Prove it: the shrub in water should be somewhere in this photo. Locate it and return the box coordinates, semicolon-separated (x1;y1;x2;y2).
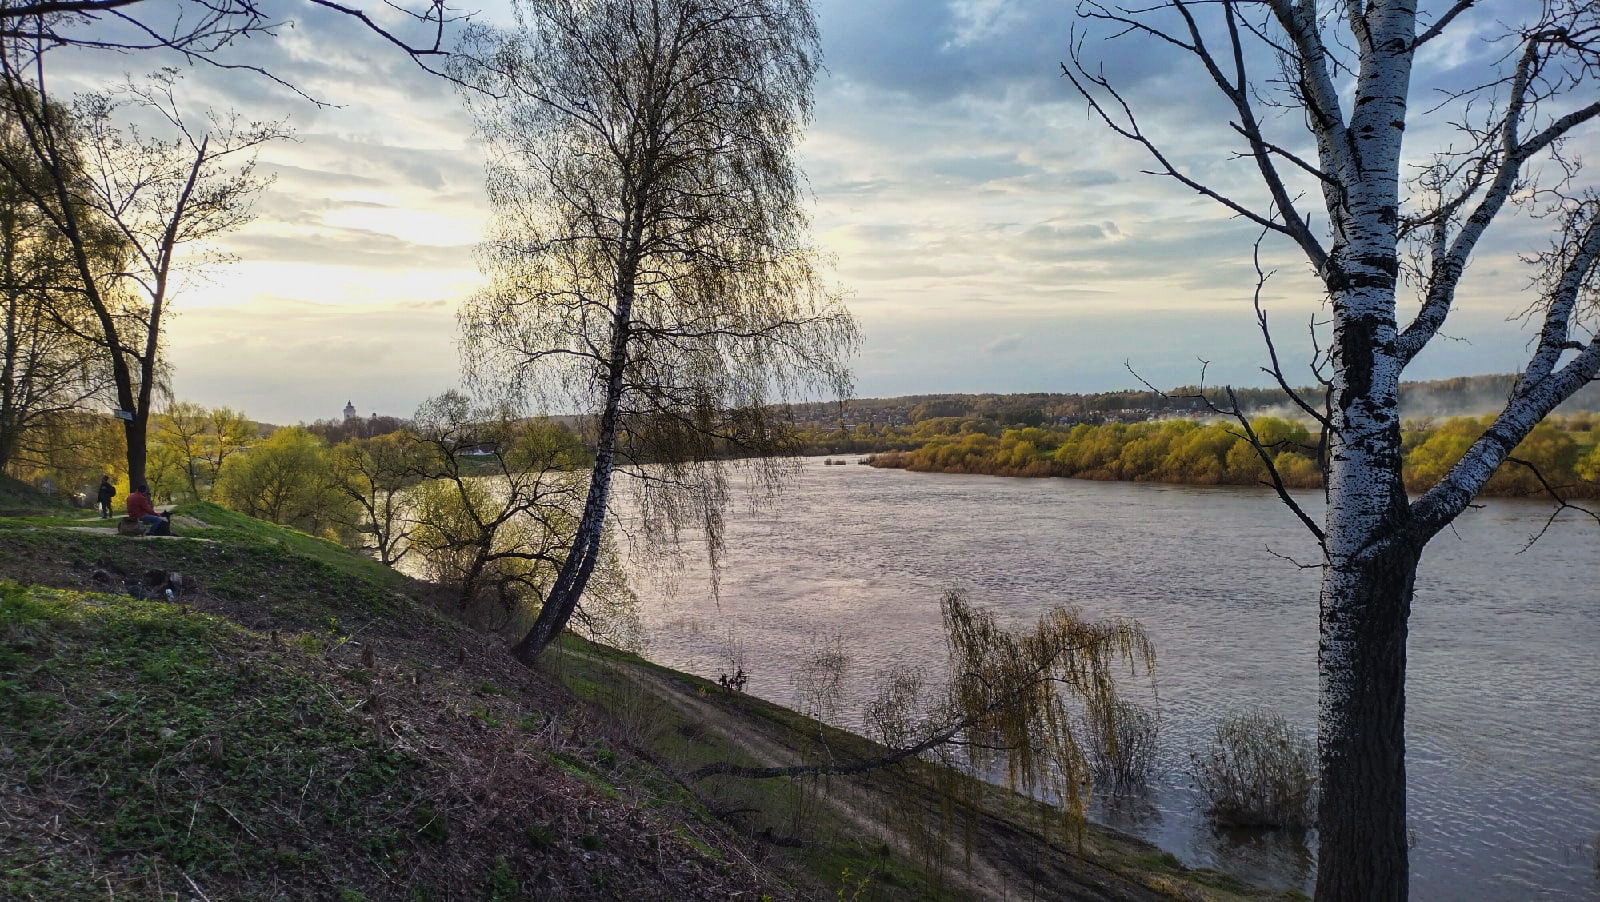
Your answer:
1189;708;1316;829
1086;700;1161;793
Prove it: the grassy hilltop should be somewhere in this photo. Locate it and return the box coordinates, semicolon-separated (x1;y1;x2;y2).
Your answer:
0;494;1300;900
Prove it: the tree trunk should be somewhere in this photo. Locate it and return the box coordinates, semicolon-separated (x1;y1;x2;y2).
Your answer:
512;228;640;663
1315;541;1416;901
1314;410;1414;902
511;426;616;662
124;414;148;491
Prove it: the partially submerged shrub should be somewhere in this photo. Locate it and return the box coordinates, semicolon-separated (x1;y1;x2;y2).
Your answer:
1190;708;1316;829
1087;700;1161;793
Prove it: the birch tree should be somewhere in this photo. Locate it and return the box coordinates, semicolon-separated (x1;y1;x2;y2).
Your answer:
455;0;857;662
1067;2;1600;898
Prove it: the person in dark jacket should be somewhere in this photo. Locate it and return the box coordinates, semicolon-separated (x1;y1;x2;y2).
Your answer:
96;476;115;519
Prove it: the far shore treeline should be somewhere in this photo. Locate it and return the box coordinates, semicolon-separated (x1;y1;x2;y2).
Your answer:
851;415;1600;499
9;375;1597;529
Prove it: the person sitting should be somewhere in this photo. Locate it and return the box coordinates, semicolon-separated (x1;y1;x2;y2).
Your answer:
126;484;169;536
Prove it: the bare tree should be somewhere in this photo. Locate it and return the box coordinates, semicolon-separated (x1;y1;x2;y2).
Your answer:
0;0;461;97
0;55;285;488
1066;1;1600;898
455;0;857;662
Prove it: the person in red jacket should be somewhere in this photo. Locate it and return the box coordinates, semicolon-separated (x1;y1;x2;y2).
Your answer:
126;484;168;535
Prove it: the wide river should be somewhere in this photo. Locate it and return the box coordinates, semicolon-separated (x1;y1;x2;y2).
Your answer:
625;457;1599;899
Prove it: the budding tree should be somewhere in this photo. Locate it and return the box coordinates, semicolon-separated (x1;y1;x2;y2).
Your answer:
0;58;285;488
1066;1;1600;898
0;96;114;475
455;0;857;661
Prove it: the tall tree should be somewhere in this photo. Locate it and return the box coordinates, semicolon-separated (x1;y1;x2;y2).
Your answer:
1066;1;1600;898
455;0;857;661
0;95;114;475
0;57;284;488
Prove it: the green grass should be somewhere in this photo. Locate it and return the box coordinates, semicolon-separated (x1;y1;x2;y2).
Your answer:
543;642;951;899
0;502;1292;900
0;582;424;900
170;502;413;592
0;502;419;634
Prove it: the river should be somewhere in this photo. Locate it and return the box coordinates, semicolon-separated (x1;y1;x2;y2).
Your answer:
625;457;1600;899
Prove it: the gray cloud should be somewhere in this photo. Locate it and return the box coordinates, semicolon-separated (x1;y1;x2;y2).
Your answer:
221;230;474;269
40;0;1596;421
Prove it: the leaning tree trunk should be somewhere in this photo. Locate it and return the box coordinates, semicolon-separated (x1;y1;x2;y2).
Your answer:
510;402;619;662
510;277;634;663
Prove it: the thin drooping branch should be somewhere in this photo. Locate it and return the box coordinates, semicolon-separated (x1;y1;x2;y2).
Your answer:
0;0;468;98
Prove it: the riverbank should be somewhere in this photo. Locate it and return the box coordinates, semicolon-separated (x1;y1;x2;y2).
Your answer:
628;459;1600;898
858;415;1599;499
0;501;1294;900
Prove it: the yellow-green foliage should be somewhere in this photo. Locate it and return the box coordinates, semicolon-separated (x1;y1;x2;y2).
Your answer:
940;590;1154;848
872;414;1599;498
4;411;126;498
213;427;358;541
878;416;1316;487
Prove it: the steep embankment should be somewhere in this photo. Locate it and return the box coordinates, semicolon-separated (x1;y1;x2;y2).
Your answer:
0;504;1299;900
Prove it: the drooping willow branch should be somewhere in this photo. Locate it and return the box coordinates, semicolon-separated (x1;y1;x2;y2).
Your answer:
687;589;1155;838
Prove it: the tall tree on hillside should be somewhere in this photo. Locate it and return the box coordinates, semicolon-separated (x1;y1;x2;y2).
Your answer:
0;96;115;475
455;0;857;661
0;56;284;488
1067;1;1600;898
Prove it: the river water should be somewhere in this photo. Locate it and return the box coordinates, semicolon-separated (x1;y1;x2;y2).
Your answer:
626;457;1599;899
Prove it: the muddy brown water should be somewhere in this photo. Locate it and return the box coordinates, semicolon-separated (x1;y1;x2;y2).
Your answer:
626;457;1600;899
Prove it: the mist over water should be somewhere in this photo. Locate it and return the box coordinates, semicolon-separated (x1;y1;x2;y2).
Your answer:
627;457;1600;899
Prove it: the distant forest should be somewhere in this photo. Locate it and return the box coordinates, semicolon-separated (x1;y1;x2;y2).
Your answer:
787;373;1600;427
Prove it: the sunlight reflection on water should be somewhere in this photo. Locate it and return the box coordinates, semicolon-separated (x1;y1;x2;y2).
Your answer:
627;457;1600;899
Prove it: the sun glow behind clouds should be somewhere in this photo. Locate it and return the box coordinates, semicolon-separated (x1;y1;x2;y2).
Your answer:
45;0;1597;423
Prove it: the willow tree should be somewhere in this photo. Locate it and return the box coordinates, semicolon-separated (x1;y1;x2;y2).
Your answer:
455;0;857;662
691;590;1155;853
1067;1;1600;898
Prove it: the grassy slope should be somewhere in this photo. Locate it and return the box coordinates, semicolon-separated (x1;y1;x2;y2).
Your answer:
0;506;1301;900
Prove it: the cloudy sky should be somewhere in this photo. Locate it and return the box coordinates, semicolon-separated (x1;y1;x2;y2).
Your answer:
47;0;1598;424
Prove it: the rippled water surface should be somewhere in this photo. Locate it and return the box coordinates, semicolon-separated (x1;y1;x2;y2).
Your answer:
627;459;1599;899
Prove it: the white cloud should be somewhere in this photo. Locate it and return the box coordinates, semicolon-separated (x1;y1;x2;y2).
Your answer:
37;0;1600;420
